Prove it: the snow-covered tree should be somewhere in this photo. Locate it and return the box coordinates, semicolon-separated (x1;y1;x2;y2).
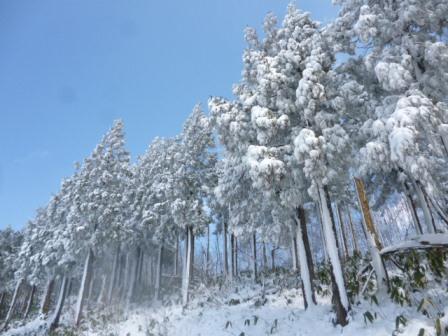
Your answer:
332;0;448;235
172;105;215;305
68;120;131;325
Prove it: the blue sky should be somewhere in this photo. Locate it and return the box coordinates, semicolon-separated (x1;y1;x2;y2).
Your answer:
0;1;338;230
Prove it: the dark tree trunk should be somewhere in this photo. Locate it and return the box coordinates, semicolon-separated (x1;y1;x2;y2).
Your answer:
404;183;423;234
154;244;164;301
252;233;258;283
262;242;268;271
234;236;238;276
41;277;55;316
271;248;276;270
189;228;195;283
223;222;228;277
296;205;317;309
205;226;210;277
0;292;6;319
174;235;179;276
24;285;36;319
230;233;235;279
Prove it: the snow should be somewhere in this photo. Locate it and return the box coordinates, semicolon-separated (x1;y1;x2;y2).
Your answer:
295;215;315;307
3;319;48;336
82;278;445;336
381;233;448;255
317;183;350;312
374;61;412;92
75;250;92;325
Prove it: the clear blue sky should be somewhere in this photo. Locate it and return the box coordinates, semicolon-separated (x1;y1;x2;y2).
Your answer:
0;1;338;230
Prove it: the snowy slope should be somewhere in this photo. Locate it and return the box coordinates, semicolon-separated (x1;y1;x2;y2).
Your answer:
84;281;447;336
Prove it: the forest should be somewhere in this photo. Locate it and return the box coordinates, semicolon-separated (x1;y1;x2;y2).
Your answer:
1;0;448;335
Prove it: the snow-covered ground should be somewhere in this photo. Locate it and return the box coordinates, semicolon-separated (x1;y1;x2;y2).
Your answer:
3;273;447;336
83;280;447;336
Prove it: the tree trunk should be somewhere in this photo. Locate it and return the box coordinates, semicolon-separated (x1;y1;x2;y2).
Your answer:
97;275;107;305
291;233;299;272
190;229;195;282
182;226;193;306
205;226;210;277
230;233;235;280
154;244;164;302
126;247;141;306
296;205;317;309
24;285;36;319
121;252;131;301
2;277;24;330
234;236;238;276
425;192;448;227
0;292;5;319
148;255;154;288
87;267;96;303
404;183;423;234
174;235;179;276
75;248;94;326
336;204;350;259
316;202;329;263
223;222;228;277
412;180;436;233
354;178;388;294
317;183;349;326
252;232;258;283
262;242;268;271
40;277;55;316
107;247;120;304
19;284;29;317
271;248;276;270
136;248;144;290
49;276;69;331
346;207;360;254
